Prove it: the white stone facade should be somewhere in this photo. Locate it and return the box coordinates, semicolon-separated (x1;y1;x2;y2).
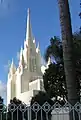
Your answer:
7;8;44;106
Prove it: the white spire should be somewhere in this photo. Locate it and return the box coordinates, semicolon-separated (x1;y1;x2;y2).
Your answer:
26;8;33;46
10;58;16;74
37;42;40;50
33;37;36;49
36;42;40;53
20;46;23;59
33;37;35;43
19;46;25;67
11;58;14;67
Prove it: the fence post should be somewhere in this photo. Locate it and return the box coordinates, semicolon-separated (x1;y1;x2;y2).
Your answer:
28;106;30;120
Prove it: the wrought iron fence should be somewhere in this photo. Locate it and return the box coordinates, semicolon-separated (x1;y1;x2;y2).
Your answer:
0;101;81;120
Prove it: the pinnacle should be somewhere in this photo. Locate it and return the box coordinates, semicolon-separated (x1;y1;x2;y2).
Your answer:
28;8;30;14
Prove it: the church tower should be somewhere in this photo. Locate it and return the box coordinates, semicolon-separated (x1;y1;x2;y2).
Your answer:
23;8;41;73
7;8;43;105
26;8;36;72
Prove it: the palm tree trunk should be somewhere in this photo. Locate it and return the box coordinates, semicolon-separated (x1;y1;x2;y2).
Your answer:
57;0;79;105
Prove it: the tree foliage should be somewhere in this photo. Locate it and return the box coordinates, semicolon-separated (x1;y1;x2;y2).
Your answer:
44;36;63;63
0;96;4;111
30;91;66;120
79;0;81;32
7;97;27;120
0;96;7;120
43;63;67;101
31;91;54;106
30;91;54;120
44;33;81;100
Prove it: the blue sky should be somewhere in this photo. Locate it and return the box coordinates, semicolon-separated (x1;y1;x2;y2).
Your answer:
0;0;80;104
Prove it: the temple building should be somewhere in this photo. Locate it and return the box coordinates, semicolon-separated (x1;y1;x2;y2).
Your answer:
7;8;51;106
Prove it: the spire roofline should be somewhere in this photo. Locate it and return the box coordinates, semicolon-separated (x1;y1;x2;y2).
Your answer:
26;8;33;46
28;8;30;14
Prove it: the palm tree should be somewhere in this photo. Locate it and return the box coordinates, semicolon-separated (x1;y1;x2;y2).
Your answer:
57;0;79;105
44;1;79;105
